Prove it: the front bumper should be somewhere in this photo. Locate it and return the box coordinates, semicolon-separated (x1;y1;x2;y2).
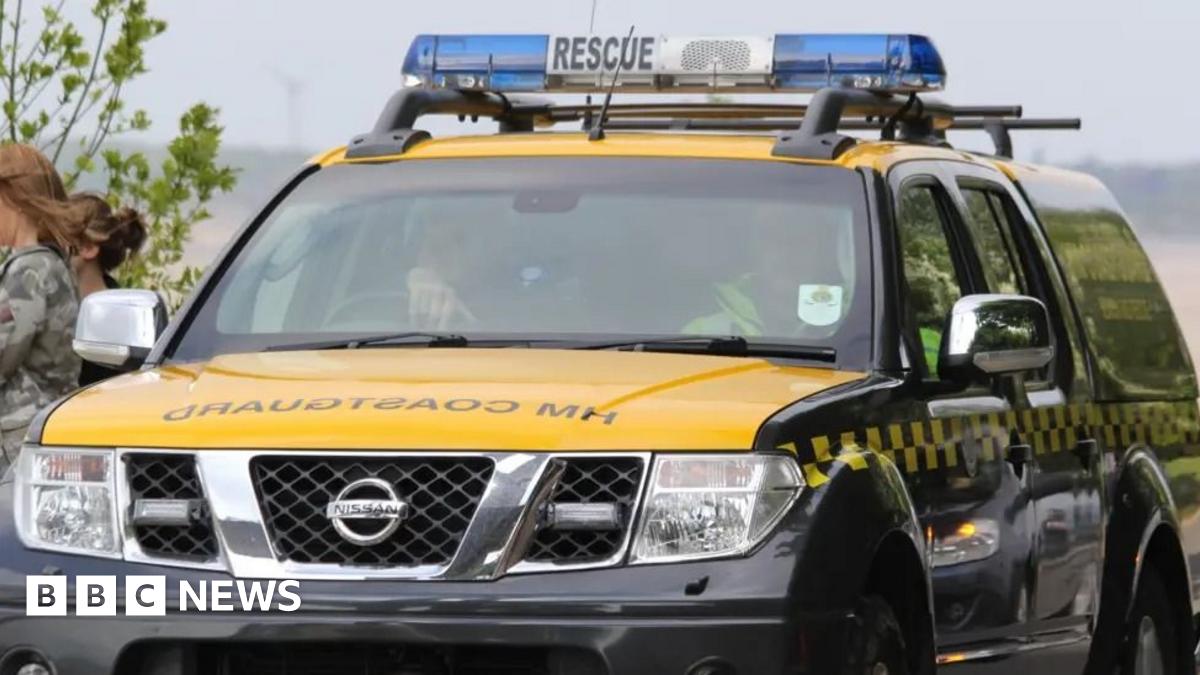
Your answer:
0;489;851;675
0;554;849;675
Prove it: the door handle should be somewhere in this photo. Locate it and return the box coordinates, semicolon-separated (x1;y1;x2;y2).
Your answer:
1006;443;1033;479
1073;439;1099;471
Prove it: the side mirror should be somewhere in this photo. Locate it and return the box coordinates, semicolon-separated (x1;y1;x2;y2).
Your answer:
938;294;1054;381
73;289;168;369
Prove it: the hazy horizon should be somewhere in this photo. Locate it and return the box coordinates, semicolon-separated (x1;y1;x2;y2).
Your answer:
56;1;1200;165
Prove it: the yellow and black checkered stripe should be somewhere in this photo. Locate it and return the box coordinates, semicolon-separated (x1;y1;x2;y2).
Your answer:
783;401;1200;488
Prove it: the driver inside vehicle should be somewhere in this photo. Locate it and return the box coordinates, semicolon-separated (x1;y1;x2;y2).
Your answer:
399;199;856;338
396;200;854;336
398;193;606;333
405;218;480;330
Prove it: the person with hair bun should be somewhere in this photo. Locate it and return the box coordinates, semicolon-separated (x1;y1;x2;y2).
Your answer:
0;144;87;471
70;193;147;386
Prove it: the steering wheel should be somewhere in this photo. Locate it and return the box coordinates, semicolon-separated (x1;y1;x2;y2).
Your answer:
321;290;411;331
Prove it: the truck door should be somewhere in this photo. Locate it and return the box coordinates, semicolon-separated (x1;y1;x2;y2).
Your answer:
943;163;1103;653
889;162;1037;653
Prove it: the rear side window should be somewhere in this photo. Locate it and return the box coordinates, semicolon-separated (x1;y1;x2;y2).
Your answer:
1014;167;1196;400
960;187;1025;295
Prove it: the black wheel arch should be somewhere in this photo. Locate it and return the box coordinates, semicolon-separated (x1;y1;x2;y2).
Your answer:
756;374;936;673
1086;445;1195;675
783;447;936;675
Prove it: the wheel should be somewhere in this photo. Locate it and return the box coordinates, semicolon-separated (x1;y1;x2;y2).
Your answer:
843;595;908;675
1120;568;1177;675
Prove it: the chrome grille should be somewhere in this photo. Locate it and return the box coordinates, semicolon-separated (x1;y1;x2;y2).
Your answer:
126;454;219;561
526;457;644;562
252;457;494;566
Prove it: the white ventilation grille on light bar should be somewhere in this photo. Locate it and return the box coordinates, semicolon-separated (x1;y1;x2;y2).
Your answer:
656;35;773;89
679;39;754;72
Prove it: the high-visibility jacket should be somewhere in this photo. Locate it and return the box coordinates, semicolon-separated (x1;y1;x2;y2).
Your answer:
682;276;764;336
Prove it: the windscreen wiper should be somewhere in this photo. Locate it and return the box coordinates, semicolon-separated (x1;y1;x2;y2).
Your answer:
264;332;470;352
570;335;836;362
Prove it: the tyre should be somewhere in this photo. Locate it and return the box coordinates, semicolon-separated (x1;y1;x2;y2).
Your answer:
1120;568;1178;675
843;595;908;675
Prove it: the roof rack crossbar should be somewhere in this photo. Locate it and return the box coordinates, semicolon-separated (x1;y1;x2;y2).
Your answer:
769;88;1076;160
769;88;967;159
602;116;1076;132
604;115;1075;130
605;115;1079;157
538;102;1023;125
601;118;910;131
974;117;1081;158
344;86;1077;161
952;105;1025;118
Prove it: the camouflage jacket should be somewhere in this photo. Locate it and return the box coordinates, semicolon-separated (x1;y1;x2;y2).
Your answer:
0;246;80;447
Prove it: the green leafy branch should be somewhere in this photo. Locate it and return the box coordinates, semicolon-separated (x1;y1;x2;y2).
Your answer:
0;0;236;307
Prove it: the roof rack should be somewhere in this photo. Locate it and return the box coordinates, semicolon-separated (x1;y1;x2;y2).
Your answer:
345;86;1079;160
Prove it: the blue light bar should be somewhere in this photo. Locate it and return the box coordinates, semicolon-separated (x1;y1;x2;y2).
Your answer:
773;34;945;91
401;33;946;94
403;35;550;92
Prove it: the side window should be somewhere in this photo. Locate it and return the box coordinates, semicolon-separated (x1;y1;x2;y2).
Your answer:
961;184;1062;387
896;184;965;376
960;187;1026;294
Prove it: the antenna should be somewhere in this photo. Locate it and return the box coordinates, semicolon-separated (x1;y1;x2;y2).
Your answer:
583;0;600;125
588;25;635;142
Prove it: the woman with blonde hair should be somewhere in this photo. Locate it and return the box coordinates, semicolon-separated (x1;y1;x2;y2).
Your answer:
0;144;85;472
70;192;147;385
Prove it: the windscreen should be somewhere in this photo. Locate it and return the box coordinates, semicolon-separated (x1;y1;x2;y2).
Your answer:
171;157;872;366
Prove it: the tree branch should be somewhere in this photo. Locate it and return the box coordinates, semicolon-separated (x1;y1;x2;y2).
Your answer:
7;0;22;142
59;79;121;186
85;80;119;156
51;8;106;163
12;0;64;110
46;76;108;142
16;65;58;122
0;1;8;78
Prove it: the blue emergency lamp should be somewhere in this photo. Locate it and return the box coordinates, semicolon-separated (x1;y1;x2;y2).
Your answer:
401;33;945;94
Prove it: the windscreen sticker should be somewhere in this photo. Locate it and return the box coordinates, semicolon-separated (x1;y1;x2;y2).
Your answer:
162;397;618;425
797;284;843;327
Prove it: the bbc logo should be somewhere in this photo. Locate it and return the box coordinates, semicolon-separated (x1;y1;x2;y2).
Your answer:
26;576;302;615
27;575;166;616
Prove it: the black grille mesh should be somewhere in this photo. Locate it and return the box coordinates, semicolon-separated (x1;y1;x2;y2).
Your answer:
252;457;494;566
527;457;644;562
126;454;219;560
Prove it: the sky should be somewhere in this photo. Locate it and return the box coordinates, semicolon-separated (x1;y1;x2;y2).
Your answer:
66;0;1200;164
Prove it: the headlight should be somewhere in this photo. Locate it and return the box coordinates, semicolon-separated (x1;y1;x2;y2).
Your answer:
931;519;999;568
14;447;121;557
631;454;803;563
